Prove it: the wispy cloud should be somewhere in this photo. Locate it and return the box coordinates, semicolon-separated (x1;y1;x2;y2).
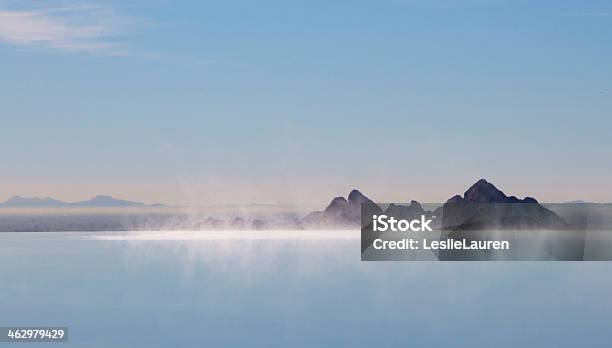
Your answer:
0;1;140;55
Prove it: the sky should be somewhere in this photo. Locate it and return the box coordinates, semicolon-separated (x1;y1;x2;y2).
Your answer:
1;0;611;206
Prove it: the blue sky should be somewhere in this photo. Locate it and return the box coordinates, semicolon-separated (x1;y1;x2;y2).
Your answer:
1;0;611;205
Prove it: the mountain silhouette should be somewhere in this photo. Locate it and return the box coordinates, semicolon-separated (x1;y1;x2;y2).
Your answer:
439;179;584;261
304;190;437;229
442;179;570;231
71;195;146;207
0;195;151;208
0;196;70;208
304;189;380;227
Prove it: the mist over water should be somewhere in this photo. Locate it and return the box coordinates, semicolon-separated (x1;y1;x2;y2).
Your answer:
1;231;611;347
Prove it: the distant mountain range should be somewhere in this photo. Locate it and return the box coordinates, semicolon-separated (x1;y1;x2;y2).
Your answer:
0;180;607;231
1;179;610;233
0;195;164;208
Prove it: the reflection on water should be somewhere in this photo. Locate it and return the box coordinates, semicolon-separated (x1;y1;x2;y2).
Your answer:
1;231;611;347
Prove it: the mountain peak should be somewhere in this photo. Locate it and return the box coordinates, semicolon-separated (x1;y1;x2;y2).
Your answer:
463;179;508;203
305;189;377;228
5;195;23;203
443;180;571;231
347;189;374;206
325;196;349;212
410;200;423;210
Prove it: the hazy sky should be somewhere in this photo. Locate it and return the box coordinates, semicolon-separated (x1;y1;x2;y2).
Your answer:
1;0;611;205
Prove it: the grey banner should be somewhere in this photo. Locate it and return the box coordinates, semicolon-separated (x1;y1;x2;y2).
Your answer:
361;202;612;261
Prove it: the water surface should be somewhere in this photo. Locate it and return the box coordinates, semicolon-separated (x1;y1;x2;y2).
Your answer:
1;231;610;347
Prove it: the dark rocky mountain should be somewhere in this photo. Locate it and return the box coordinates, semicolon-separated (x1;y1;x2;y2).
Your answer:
303;190;438;229
442;179;571;231
438;179;584;261
384;200;435;222
303;189;380;228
